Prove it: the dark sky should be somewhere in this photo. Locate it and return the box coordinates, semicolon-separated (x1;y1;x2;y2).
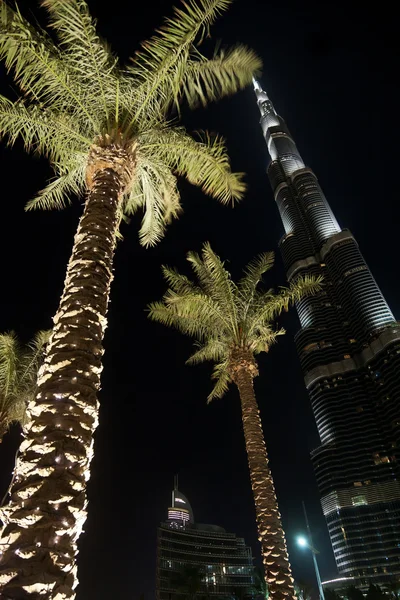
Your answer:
0;0;399;598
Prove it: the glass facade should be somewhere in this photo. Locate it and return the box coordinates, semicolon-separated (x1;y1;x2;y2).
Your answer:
254;80;400;587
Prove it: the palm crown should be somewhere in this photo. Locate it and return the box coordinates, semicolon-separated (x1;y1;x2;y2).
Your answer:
149;243;323;400
0;0;261;245
0;331;50;439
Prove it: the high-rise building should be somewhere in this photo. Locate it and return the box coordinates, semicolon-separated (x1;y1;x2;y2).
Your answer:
156;481;255;599
253;79;400;588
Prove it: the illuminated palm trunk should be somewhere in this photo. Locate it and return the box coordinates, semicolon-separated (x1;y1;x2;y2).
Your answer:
231;351;296;600
0;143;134;599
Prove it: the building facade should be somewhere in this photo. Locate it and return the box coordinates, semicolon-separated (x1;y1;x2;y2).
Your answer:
253;79;400;587
156;483;255;599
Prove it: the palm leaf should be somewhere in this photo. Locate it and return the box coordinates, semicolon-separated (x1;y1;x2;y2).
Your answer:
0;96;88;163
248;274;323;336
148;300;217;340
128;0;233;120
25;157;87;211
0;3;97;129
140;127;245;204
186;338;227;365
19;330;51;392
208;359;231;402
127;157;182;246
182;45;262;109
0;332;21;398
200;242;239;336
41;0;118;122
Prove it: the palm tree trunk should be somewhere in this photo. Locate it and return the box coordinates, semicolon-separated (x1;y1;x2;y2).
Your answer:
234;365;296;600
0;144;134;599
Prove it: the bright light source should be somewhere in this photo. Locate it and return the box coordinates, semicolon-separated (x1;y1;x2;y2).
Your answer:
297;535;308;548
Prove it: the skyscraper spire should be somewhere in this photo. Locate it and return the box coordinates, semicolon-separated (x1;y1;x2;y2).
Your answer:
254;78;400;589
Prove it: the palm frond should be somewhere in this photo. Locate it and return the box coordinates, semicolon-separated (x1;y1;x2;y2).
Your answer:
128;0;233;120
239;252;275;296
127;157;182;246
186;338;227;366
208;359;231;402
0;330;49;438
161;266;201;296
25;157;87;211
0;96;89;163
250;326;285;354
248;274;323;336
140;127;245;204
0;332;21;398
148;300;218;340
182;45;262;109
20;330;51;391
0;3;97;130
41;0;118;121
239;252;275;322
199;242;239;337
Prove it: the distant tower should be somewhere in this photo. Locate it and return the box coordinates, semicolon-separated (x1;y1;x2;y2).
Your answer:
253;78;400;588
156;483;255;600
167;476;194;527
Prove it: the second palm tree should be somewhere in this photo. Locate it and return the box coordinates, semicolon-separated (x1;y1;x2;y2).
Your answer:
149;243;322;600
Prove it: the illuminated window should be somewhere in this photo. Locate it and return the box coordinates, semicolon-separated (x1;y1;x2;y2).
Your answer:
344;354;351;359
349;338;356;343
353;482;363;487
352;495;367;506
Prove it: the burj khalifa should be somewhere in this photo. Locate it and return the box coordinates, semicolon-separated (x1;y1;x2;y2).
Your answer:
254;78;400;588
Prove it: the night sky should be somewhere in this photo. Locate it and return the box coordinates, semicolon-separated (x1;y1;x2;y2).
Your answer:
0;0;399;598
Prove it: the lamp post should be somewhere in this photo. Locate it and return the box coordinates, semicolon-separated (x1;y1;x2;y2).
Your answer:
297;502;325;600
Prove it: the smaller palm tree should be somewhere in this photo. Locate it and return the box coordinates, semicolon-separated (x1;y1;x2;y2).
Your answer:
0;331;50;442
148;243;322;600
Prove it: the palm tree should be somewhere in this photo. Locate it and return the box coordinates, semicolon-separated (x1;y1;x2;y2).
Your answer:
0;0;260;595
148;243;322;600
0;331;49;443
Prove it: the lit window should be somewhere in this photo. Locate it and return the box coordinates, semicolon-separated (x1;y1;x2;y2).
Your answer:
352;495;367;506
353;482;363;487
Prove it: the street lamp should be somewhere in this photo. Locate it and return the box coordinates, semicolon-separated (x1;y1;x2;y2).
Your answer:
296;502;325;600
297;536;308;548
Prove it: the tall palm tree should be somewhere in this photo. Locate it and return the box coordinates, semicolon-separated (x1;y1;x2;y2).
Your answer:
0;0;260;596
148;243;322;600
0;331;49;443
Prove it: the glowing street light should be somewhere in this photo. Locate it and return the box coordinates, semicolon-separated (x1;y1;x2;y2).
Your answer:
297;502;325;600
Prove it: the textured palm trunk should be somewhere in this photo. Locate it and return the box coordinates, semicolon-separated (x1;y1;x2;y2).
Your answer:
231;349;296;600
0;143;134;599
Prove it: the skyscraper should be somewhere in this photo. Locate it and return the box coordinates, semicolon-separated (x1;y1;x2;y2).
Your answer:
253;79;400;587
156;481;255;599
